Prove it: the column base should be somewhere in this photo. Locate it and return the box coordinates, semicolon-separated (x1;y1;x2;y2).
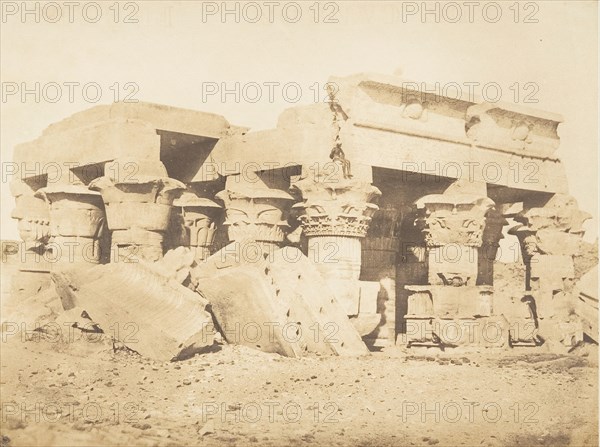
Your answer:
401;315;510;348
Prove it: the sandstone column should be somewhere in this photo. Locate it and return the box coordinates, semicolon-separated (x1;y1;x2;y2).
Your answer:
215;172;294;257
9;179;51;298
173;184;223;263
510;194;591;344
35;184;106;269
414;194;494;287
89;158;185;262
10;179;50;263
290;163;381;319
478;209;507;286
404;193;503;346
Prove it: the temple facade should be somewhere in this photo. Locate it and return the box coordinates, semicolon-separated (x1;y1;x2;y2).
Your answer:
9;73;592;349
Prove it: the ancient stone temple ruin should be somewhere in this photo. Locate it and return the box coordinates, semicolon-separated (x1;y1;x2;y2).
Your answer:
9;73;596;357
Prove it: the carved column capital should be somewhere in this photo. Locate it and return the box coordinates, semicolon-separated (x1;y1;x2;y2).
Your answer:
510;194;591;257
173;187;222;261
89;164;185;262
513;194;591;233
290;172;381;238
10;179;50;245
35;184;106;266
215;188;293;245
414;194;494;248
290;164;381;317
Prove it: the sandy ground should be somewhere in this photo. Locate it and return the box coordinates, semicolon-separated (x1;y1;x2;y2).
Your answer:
0;331;597;447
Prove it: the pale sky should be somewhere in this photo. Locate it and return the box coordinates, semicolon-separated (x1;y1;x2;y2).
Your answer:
1;1;598;242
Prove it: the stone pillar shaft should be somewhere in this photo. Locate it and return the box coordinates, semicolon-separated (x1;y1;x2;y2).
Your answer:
511;194;591;321
291;163;381;317
404;193;503;347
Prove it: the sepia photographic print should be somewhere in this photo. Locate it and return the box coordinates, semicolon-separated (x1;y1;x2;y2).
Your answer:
0;1;598;446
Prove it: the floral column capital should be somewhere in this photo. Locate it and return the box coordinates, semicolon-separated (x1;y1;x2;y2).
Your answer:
414;194;495;248
290;172;381;238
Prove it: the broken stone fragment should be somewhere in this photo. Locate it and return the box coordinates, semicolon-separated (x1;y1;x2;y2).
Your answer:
194;244;369;357
1;286;62;333
51;262;215;361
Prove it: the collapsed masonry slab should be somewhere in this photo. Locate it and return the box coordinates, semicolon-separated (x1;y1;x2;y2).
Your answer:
194;243;369;357
52;262;215;361
574;269;598;343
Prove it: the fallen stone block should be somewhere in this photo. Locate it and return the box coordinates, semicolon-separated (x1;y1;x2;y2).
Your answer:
147;246;196;285
350;314;382;338
574;268;598;343
195;266;298;357
51;262;215;361
7;271;52;310
195;245;369;357
193;239;272;278
1;286;62;333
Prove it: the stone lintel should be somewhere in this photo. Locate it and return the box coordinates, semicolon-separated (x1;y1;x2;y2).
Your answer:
42;102;243;141
340;125;568;194
330;72;562;156
14;102;243;183
211;124;336;177
14;119;161;180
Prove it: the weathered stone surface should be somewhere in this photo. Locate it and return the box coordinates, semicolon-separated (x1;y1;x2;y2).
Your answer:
10;180;50;245
7;77;595;357
173;184;222;262
90;171;185;262
290;164;381;326
414;194;494;248
195;245;369;357
331;73;568;193
211;73;569;194
291;167;381;238
52;262;214;361
35;185;107;267
9;270;52;303
216;173;294;245
574;268;598;342
1;286;61;330
13;102;244;183
403;315;510;348
403;190;501;347
515;194;591;234
464;102;562;155
148;246;196;285
510;194;592;325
